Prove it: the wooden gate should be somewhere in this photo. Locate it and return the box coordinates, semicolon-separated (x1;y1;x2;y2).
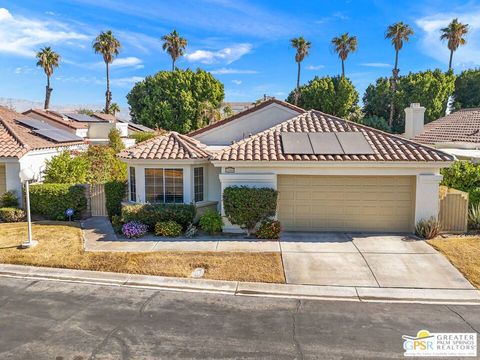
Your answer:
439;186;468;233
90;184;108;217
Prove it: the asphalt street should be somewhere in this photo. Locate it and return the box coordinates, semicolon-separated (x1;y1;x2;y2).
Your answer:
0;276;478;359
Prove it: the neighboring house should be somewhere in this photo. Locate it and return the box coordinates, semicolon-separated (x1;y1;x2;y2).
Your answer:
189;98;305;146
0;106;85;205
406;105;480;163
23;109;136;147
119;107;453;233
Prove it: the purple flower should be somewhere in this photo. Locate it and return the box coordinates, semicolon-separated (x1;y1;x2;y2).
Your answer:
122;221;148;238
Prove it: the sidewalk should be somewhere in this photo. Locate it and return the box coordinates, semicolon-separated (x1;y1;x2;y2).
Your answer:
1;263;479;305
82;217;280;252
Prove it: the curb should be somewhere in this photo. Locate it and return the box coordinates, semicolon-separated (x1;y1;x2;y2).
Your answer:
0;264;479;305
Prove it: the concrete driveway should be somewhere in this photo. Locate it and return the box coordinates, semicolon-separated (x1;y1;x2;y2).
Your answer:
280;232;474;289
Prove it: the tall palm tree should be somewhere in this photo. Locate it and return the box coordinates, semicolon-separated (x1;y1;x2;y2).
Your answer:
162;30;187;71
385;22;414;126
109;102;120;121
331;33;358;78
290;36;311;106
440;18;469;70
93;30;121;113
36;47;60;109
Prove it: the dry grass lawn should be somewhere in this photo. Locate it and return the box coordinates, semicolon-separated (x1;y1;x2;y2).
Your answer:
428;237;480;288
0;222;285;283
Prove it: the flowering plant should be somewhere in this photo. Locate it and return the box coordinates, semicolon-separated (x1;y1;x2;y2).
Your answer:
122;221;148;238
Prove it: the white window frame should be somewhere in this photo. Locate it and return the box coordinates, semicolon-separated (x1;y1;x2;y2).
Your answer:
145;167;184;204
194;166;205;203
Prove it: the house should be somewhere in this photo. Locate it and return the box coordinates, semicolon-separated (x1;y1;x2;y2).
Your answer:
91;112;155;134
119;105;454;233
23;109;136;147
406;105;480;163
0;106;86;205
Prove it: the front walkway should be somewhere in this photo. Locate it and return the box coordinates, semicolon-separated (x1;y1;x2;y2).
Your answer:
82;217;280;253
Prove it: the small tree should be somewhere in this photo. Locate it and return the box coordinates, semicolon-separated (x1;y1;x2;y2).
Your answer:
108;128;125;153
44;151;88;184
223;186;278;236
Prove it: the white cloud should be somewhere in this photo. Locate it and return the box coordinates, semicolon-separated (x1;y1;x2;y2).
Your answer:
185;43;252;64
416;9;480;68
14;66;34;74
210;68;258;75
360;62;391;68
110;76;144;87
111;57;144;69
0;8;88;57
306;65;324;70
231;79;242;85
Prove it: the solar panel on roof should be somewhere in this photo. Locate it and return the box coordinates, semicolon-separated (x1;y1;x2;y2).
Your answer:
309;133;344;155
281;133;313;154
33;129;83;143
336;132;375;155
16;118;57;130
65;113;102;122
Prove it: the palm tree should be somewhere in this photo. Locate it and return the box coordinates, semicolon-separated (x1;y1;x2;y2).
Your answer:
93;30;121;113
290;36;311;106
109;102;120;121
331;33;358;78
36;47;60;109
198;101;221;126
162;30;187;71
385;22;414;126
440;18;469;70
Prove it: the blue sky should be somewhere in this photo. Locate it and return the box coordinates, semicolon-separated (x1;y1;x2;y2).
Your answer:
1;0;479;108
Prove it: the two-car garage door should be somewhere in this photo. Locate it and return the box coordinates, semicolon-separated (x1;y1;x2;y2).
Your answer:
277;175;415;232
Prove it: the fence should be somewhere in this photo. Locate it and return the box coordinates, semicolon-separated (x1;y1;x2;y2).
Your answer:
438;186;469;233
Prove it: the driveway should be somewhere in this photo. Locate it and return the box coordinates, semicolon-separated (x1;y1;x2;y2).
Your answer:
280;232;474;289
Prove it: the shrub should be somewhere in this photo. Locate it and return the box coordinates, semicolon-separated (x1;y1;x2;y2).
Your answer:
122;221;148;238
468;204;480;230
441;161;480;207
130;131;156;143
415;217;442;239
256;220;282;239
108;128;125;153
121;203;195;230
155;221;182;237
184;224;198;238
0;207;26;222
111;214;123;233
104;180;127;219
29;183;87;220
199;210;223;234
0;190;19;208
43;151;89;184
223;186;278;235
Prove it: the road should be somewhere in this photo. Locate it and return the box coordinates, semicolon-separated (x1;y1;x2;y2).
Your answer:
0;277;478;359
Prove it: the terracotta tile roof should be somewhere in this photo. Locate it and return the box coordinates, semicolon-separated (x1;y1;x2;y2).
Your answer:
23;109;89;130
413;108;480;145
0;106;84;158
212;110;454;162
188;98;305;137
118;132;211;160
92;112;115;122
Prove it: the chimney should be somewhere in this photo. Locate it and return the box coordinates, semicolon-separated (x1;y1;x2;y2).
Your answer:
404;103;425;139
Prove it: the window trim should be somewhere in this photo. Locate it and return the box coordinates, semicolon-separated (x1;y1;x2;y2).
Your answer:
145;167;184;204
129;166;136;202
194;166;204;203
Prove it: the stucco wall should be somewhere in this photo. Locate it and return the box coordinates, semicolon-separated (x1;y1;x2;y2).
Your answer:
193;104;300;145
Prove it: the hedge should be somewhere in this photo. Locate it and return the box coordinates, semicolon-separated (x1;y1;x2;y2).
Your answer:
29;183;87;220
0;207;26;222
104;180;127;219
223;186;278;235
121;203;196;230
441;160;480;207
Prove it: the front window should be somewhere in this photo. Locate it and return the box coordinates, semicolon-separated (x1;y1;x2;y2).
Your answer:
145;168;183;204
194;167;204;202
129;167;136;201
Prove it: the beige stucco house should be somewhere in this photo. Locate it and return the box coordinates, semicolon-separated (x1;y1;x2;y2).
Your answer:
118;99;454;233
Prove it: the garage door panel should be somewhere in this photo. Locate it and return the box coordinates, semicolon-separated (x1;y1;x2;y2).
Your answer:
278;175;415;232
